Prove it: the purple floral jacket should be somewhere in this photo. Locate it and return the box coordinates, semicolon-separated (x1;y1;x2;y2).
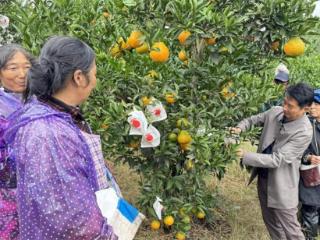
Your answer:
5;98;117;240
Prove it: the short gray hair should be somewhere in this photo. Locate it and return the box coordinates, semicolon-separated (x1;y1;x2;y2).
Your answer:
0;44;33;69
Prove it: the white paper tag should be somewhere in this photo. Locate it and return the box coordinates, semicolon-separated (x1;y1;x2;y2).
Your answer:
127;110;148;135
141;125;161;148
152;196;163;220
146;102;167;123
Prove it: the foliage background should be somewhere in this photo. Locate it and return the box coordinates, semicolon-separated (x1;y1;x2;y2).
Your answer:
1;0;320;237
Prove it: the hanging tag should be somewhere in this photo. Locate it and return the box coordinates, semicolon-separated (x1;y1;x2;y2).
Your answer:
152;196;163;220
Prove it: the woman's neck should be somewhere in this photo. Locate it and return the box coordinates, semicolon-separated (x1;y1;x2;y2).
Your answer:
52;92;79;107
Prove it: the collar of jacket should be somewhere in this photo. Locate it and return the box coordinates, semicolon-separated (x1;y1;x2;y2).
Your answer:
308;116;320;131
283;114;306;131
277;112;307;132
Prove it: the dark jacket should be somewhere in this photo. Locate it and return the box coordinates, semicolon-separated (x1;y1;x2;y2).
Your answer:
299;117;320;206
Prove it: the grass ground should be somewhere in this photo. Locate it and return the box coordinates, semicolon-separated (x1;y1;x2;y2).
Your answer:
112;160;270;239
111;142;272;239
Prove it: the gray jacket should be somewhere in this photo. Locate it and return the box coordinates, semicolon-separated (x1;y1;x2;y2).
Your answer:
237;106;312;209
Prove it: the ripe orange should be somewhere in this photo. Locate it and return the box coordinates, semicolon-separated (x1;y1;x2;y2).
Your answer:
136;42;149;54
118;37;131;50
284;37;305;57
150;220;161;230
141;96;152;106
177;131;192;144
101;123;109;130
220;82;236;100
127;31;144;48
178;50;187;61
196;211;206;219
221;89;236;100
103;12;110;18
178;30;191;45
175;231;186;240
180;143;190;151
205;37;216;45
149;42;170;63
163;215;174;226
165;93;176;104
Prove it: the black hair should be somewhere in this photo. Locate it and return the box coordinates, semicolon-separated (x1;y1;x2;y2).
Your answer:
0;44;34;70
285;82;314;108
25;36;95;100
274;79;288;85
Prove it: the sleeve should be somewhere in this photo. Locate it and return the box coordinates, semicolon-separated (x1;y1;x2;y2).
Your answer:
236;108;270;132
0;116;16;188
242;130;312;168
14;119;118;240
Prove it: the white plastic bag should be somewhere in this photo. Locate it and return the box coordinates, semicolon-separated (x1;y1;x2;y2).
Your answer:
95;188;145;240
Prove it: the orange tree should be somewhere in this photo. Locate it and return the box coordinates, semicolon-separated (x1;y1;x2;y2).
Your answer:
7;0;319;236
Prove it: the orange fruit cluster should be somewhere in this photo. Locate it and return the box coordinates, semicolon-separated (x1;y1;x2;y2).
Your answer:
150;42;170;62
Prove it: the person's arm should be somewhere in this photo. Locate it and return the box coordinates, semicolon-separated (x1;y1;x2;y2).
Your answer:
0;117;11;187
14;119;117;240
235;108;271;133
242;130;312;168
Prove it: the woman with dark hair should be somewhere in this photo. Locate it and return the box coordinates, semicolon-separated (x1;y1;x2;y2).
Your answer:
4;36;119;239
0;44;32;240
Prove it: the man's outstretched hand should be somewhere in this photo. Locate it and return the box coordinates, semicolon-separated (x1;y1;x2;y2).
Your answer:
236;148;245;158
229;127;242;135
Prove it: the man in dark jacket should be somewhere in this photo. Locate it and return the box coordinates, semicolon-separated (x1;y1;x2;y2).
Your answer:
299;89;320;240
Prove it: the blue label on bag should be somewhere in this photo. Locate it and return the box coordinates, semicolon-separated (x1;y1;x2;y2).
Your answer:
117;198;139;223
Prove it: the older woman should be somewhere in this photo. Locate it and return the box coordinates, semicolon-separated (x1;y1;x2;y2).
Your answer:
299;89;320;240
0;44;32;240
5;36;119;239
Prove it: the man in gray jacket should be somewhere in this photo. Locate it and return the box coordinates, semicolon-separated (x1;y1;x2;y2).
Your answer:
231;82;314;240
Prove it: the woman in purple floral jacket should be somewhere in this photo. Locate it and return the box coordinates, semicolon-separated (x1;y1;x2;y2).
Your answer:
5;36;118;240
0;44;33;240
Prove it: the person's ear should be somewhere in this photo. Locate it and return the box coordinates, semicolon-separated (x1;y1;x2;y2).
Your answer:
73;70;87;87
304;106;311;113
